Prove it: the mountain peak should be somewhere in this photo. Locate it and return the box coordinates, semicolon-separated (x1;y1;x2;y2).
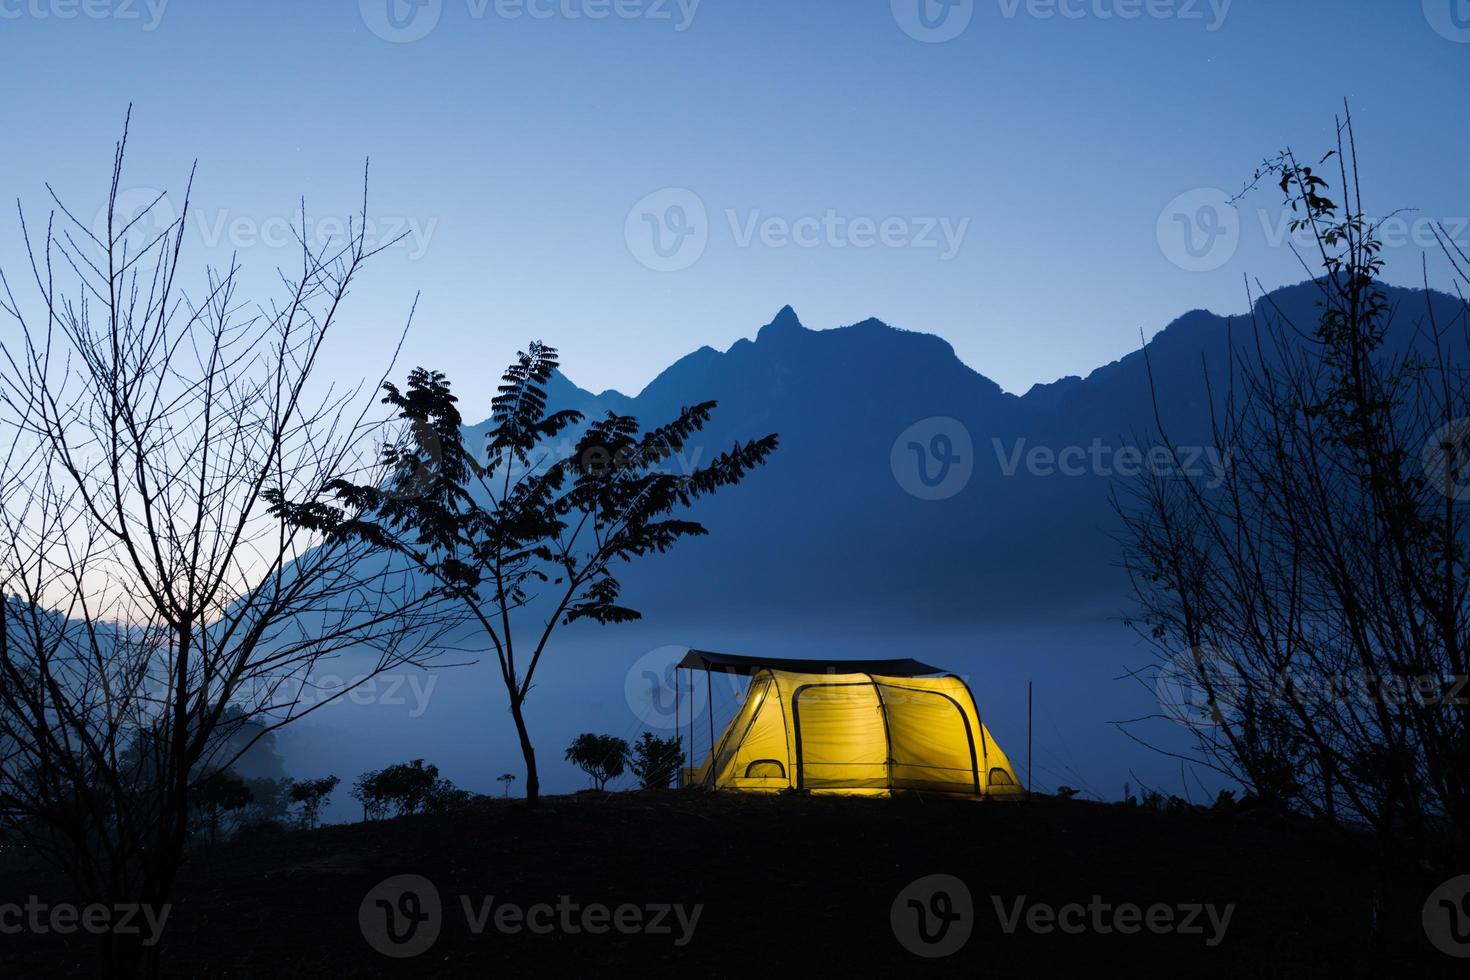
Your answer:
760;305;804;337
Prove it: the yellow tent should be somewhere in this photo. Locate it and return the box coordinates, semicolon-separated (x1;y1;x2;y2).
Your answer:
680;651;1023;799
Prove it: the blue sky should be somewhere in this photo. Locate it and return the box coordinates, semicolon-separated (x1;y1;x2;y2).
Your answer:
1;0;1466;409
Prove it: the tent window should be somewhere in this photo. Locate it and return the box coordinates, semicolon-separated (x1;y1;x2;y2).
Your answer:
988;767;1014;787
744;759;786;779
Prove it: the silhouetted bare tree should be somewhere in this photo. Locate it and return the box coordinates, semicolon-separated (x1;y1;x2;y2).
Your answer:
1120;109;1470;878
0;115;453;975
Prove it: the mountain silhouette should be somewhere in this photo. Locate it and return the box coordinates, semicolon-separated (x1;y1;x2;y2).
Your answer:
463;281;1465;632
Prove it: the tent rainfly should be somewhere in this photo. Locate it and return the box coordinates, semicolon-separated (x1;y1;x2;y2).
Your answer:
679;651;1023;799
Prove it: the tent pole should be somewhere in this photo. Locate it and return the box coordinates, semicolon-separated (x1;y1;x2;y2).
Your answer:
688;668;694;783
675;667;681;789
706;669;714;764
1027;680;1033;800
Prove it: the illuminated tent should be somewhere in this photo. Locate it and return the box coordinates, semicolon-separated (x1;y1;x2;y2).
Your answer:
680;651;1023;798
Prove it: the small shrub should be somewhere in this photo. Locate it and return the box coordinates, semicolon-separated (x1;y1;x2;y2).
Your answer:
242;776;292;825
628;732;683;790
565;734;629;791
289;776;341;829
426;782;473;813
193;770;253;842
352;760;467;820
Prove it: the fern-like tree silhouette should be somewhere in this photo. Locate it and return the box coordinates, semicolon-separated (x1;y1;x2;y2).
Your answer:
273;344;777;803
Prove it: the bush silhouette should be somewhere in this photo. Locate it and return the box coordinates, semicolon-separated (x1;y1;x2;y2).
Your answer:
352;760;468;820
565;734;629;792
289;776;341;829
628;732;684;790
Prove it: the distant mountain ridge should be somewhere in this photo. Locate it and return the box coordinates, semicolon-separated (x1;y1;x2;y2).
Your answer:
461;282;1463;631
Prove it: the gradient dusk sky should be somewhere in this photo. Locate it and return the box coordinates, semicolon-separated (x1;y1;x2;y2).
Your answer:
1;0;1466;410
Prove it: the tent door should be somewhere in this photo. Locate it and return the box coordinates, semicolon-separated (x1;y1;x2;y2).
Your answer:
791;682;889;791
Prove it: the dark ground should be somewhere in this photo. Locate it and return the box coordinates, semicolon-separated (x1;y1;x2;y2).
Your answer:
0;792;1460;978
